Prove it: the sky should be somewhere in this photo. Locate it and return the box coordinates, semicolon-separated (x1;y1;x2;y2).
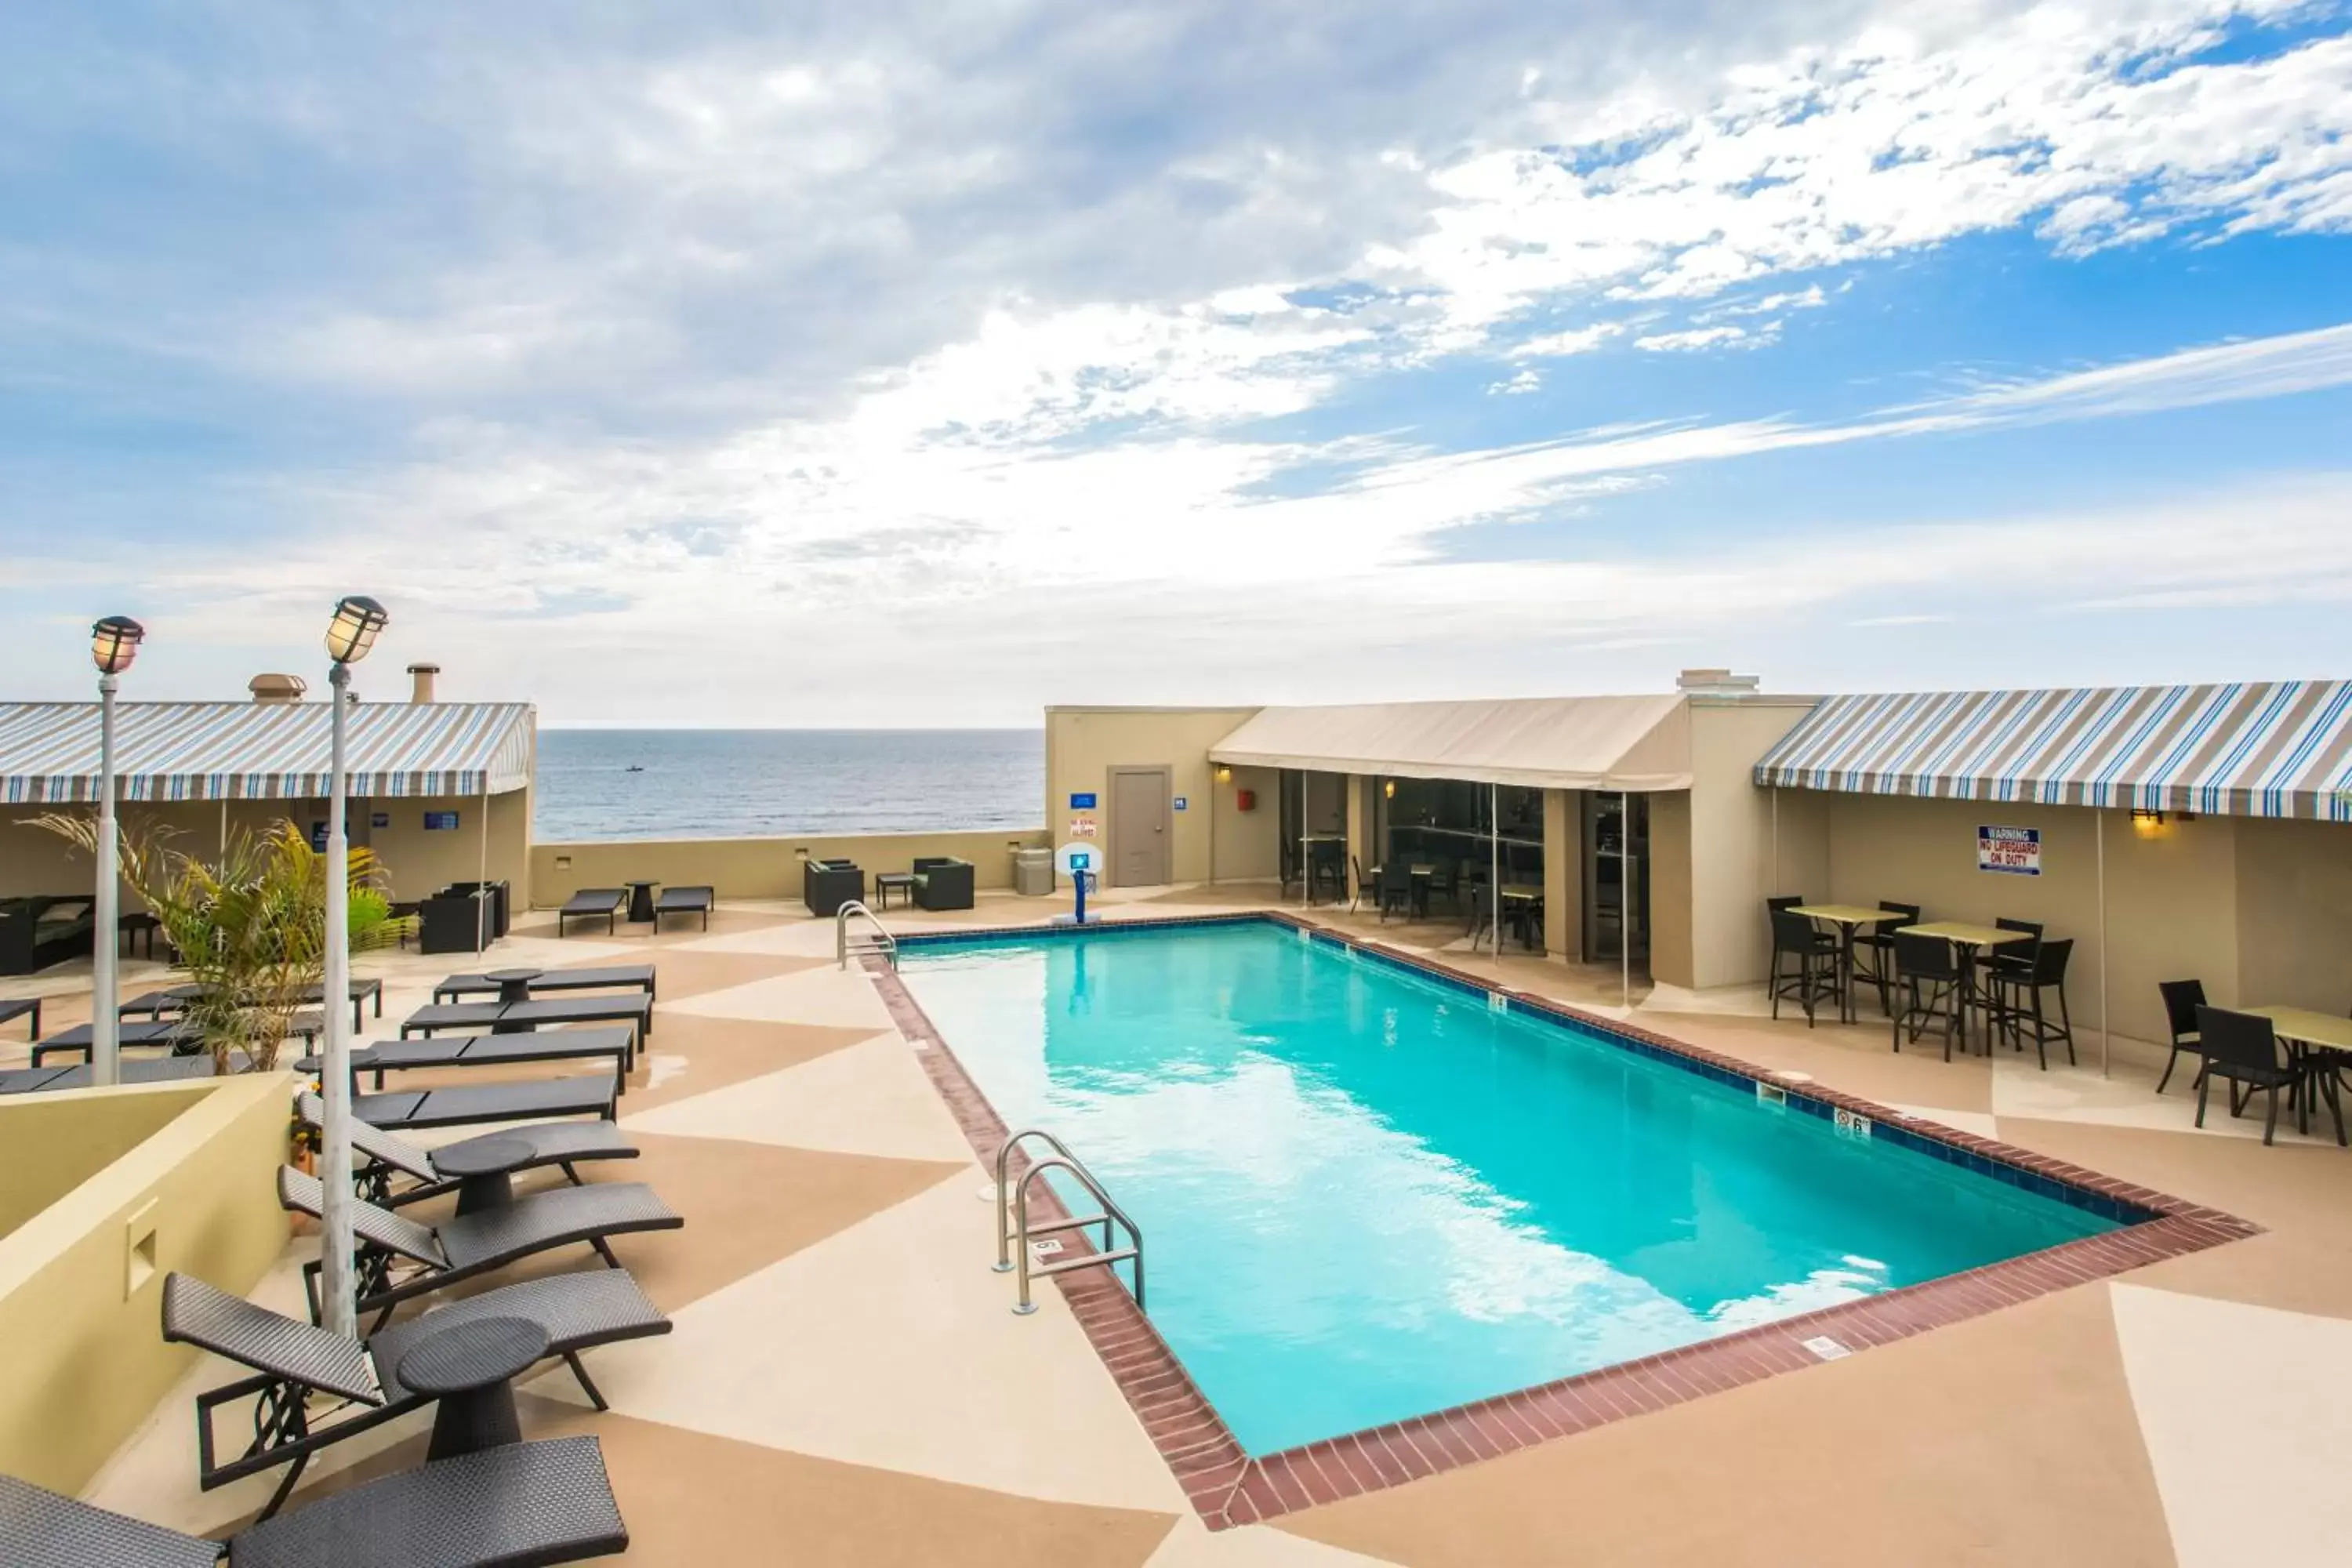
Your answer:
2;0;2350;726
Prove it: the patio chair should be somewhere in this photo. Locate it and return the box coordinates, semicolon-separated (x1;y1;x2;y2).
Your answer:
1890;931;1965;1060
1307;842;1346;904
911;857;975;910
2193;1005;2301;1146
0;1436;627;1567
554;887;626;938
163;1269;669;1518
1768;909;1837;1028
1987;937;2074;1069
1377;860;1414;922
1425;859;1460;915
276;1164;682;1330
1348;855;1380;913
296;1091;637;1205
2155;978;2209;1094
1851;901;1920;1016
802;857;866;917
1988;916;2043;978
655;884;713;930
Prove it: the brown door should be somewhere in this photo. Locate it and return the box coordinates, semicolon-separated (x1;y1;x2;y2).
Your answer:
1109;767;1171;887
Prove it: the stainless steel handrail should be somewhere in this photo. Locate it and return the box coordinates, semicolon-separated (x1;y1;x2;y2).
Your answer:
994;1129;1144;1316
835;900;897;970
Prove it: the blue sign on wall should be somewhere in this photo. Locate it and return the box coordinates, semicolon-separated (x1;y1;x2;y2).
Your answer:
424;811;461;831
1172;796;1188;811
1069;792;1098;808
308;820;328;851
371;811;390;829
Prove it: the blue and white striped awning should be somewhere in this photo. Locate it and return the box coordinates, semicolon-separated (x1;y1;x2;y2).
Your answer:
0;702;535;804
1755;683;2352;822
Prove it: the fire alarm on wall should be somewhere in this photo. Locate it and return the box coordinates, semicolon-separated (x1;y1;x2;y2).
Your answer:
1235;789;1256;811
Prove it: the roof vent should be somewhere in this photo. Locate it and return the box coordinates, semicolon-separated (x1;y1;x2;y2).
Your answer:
407;662;441;704
1677;668;1761;696
249;673;308;704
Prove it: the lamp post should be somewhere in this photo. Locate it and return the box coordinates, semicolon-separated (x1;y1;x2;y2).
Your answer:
88;616;145;1088
316;594;387;1341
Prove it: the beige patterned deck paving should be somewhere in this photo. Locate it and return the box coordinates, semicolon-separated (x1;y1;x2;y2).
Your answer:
660;962;898;1031
621;1030;972;1161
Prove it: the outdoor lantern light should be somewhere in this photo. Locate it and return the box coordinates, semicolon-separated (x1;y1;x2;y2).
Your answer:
2131;808;2168;836
89;615;144;675
1384;779;1396;799
325;595;389;665
1214;765;1232;785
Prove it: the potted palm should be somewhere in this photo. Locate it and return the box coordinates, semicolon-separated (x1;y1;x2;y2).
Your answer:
31;815;413;1075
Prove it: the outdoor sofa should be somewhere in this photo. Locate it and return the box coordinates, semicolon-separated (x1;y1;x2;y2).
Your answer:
0;895;94;975
912;856;975;910
296;1091;637;1207
278;1164;681;1329
162;1269;668;1516
802;856;865;917
655;884;713;930
0;1437;627;1567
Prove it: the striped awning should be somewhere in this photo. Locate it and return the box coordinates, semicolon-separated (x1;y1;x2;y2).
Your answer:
0;702;535;804
1755;683;2352;821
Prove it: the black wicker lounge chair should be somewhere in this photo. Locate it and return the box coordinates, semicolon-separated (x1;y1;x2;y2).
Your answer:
350;1068;624;1133
400;993;652;1042
434;964;656;1004
655;884;713;930
0;1436;627;1567
34;1014;320;1068
278;1164;681;1329
306;1026;639;1094
557;888;627;937
0;996;39;1039
0;1055;218;1095
162;1269;668;1518
296;1091;636;1207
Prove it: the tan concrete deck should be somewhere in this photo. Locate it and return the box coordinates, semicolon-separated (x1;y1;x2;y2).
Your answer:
12;884;2352;1566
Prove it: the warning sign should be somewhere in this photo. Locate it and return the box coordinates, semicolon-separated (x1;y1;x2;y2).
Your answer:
1977;825;2041;877
1069;816;1098;839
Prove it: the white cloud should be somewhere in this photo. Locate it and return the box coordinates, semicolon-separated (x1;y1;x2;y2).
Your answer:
1486;368;1543;394
1635;325;1758;352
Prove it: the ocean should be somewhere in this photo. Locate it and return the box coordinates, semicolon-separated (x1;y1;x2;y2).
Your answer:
533;729;1044;843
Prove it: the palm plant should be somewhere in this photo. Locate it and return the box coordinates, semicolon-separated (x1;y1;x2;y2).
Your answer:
29;814;412;1073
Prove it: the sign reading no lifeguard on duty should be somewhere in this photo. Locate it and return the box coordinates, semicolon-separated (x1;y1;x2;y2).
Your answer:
1977;825;2042;877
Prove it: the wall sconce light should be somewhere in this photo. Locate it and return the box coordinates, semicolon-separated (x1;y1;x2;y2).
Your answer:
1383;779;1396;799
2131;808;2167;837
1214;765;1232;785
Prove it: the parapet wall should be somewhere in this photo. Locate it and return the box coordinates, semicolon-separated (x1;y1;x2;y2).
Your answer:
530;827;1051;906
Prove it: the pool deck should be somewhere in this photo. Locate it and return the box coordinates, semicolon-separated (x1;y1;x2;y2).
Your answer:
13;883;2352;1566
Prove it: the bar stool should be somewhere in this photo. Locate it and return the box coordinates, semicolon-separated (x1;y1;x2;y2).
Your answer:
1987;938;2074;1069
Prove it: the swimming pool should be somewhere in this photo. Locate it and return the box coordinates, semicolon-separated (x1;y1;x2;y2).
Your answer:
897;918;2133;1457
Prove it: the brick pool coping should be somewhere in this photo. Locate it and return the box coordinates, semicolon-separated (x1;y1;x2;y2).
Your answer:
867;909;2260;1530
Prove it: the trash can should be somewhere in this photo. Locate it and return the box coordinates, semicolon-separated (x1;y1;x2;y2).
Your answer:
1014;848;1054;897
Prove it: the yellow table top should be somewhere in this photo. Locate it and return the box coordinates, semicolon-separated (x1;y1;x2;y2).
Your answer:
1501;884;1544;900
1788;904;1899;925
1897;921;2036;948
1408;863;1439;876
2243;1006;2352;1052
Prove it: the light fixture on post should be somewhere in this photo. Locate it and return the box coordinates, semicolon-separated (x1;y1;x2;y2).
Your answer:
316;594;387;1341
87;616;144;1088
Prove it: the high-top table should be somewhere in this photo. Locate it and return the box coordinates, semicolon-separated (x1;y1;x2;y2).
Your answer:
2241;1006;2352;1145
1788;905;1900;1024
1896;922;2035;1049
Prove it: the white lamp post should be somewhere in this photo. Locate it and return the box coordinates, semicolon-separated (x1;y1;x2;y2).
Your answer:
316;594;387;1340
88;617;145;1088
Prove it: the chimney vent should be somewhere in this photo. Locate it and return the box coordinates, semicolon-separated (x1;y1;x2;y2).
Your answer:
407;662;441;704
1676;668;1762;697
249;673;307;704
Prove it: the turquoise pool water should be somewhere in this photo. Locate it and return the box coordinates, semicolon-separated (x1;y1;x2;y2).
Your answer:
898;920;2120;1455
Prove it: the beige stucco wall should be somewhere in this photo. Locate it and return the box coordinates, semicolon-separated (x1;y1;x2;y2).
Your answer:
1210;764;1279;883
532;827;1051;905
0;1072;292;1494
1045;707;1263;887
1684;699;1821;988
1544;789;1581;962
2235;818;2352;1016
2;791;531;910
1649;790;1695;988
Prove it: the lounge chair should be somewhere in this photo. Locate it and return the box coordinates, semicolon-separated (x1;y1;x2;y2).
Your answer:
304;1025;638;1094
557;887;627;937
0;1055;218;1095
434;963;657;1004
278;1163;681;1328
0;996;40;1039
655;884;713;930
163;1269;668;1517
296;1091;636;1207
34;1013;321;1067
350;1068;624;1133
911;856;975;910
0;1436;627;1567
400;992;653;1044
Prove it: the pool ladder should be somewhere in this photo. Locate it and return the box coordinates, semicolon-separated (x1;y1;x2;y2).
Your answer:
994;1129;1145;1316
835;900;898;971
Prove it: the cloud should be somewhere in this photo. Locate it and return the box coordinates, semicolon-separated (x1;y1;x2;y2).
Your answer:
1486;368;1543;394
1634;325;1759;352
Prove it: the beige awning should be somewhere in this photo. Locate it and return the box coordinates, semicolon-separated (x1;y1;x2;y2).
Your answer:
1210;695;1691;792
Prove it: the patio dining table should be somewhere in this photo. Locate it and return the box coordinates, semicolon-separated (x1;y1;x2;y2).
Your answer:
1788;905;1898;1024
2241;1006;2352;1145
1896;922;2035;1051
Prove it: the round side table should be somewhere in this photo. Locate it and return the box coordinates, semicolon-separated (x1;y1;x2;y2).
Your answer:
394;1315;550;1462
